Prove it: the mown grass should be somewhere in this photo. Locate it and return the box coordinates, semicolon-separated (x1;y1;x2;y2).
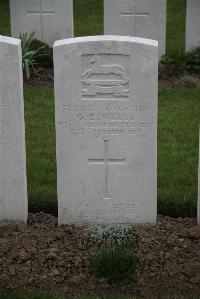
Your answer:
158;86;199;217
24;87;57;214
74;0;103;37
0;0;10;36
166;0;186;56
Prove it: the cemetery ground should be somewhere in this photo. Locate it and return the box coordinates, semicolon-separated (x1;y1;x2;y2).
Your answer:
0;213;199;297
0;0;200;298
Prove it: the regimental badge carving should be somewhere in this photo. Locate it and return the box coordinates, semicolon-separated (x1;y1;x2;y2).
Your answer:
82;54;130;100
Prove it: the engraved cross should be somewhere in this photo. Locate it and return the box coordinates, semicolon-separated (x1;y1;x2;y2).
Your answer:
121;5;149;35
27;0;55;40
88;139;125;199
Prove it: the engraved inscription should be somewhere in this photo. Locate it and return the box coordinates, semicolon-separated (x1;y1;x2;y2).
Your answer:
82;54;130;100
88;138;125;199
78;205;137;222
27;0;55;39
58;103;154;137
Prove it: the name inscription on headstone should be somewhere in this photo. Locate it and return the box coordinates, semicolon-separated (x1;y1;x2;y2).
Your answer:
58;103;153;137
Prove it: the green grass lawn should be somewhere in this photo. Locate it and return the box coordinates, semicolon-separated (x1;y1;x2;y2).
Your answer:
166;0;186;56
0;0;10;36
24;87;57;214
0;0;199;217
74;0;103;36
158;86;199;217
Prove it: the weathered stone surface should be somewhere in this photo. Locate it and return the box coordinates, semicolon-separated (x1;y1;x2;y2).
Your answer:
10;0;73;46
186;0;200;51
54;36;158;225
104;0;166;59
0;36;27;223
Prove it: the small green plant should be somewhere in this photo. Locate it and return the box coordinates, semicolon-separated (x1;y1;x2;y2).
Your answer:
20;32;48;80
82;224;134;249
88;245;137;284
30;39;53;68
159;51;190;78
187;47;200;73
159;47;200;78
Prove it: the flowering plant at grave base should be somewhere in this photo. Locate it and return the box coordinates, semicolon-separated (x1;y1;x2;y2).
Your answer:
81;224;134;250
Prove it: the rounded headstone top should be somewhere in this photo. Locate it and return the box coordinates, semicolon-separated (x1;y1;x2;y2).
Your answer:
0;35;21;45
54;35;158;48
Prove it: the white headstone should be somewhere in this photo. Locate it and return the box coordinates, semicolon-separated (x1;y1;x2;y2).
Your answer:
186;0;200;51
104;0;166;59
198;129;200;224
54;36;158;225
10;0;73;46
0;36;28;223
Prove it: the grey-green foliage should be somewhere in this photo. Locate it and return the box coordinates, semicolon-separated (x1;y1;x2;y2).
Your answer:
82;224;134;249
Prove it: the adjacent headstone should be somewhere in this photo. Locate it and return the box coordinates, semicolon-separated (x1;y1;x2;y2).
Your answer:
104;0;166;59
54;36;158;225
0;36;28;223
186;0;200;51
198;129;200;224
10;0;73;46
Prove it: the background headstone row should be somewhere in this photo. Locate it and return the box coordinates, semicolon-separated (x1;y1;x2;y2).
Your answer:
9;0;200;53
